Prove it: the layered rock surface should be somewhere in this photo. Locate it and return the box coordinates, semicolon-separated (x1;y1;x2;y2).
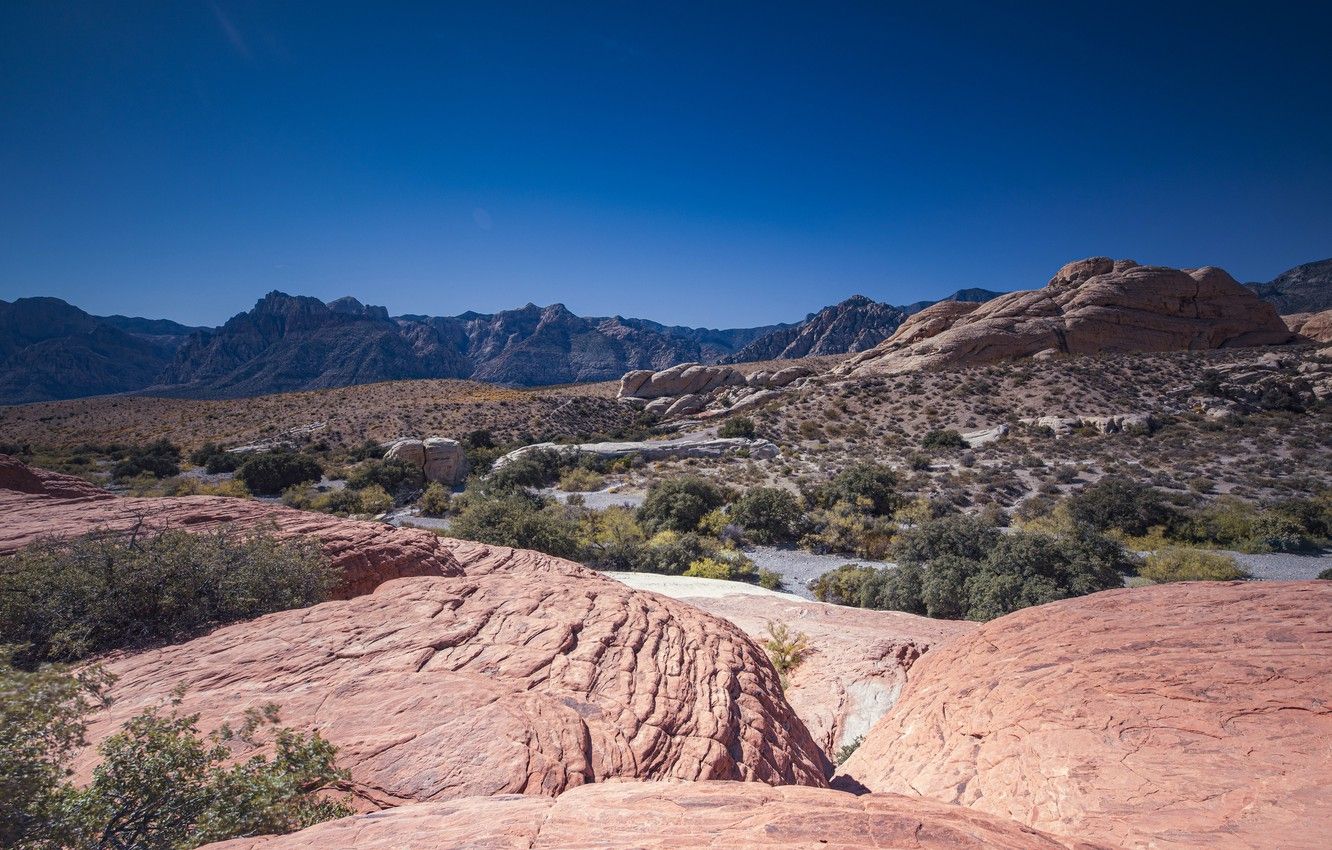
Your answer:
491;434;779;470
617;362;816;418
382;436;469;484
1284;309;1332;343
202;781;1103;850
837;582;1332;849
842;258;1296;376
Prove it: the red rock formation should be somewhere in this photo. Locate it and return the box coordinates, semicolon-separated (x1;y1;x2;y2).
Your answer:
1284;309;1332;343
201;781;1106;850
837;582;1332;849
841;258;1295;376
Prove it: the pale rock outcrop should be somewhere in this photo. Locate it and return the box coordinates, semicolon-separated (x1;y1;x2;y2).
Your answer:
620;362;747;400
202;781;1103;850
842;258;1296;376
837;582;1332;849
1284;309;1332;343
1020;413;1153;436
491;435;779;470
382;436;469;485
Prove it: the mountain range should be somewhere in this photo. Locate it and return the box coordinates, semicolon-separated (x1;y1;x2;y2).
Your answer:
0;258;1325;405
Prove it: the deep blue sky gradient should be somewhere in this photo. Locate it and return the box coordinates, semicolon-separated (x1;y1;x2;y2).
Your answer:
2;1;1330;326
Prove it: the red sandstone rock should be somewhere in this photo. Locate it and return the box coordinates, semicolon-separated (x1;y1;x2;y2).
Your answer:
837;582;1332;849
74;573;829;807
841;258;1295;376
1284;309;1332;343
202;781;1105;849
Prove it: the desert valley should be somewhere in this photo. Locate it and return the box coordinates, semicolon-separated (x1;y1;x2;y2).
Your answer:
4;4;1332;849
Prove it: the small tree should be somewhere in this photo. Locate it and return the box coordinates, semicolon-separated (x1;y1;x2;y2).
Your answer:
236;452;323;496
638;476;728;533
730;487;805;544
718;417;756;439
762;621;812;679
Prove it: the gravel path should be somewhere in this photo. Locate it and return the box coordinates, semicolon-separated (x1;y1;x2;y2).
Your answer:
1228;551;1331;580
541;487;646;510
741;546;897;600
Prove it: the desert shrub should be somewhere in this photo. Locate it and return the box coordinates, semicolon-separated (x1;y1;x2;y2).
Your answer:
345;458;421;493
758;568;784;590
418;482;451;516
236;451;323;496
576;506;648;570
718;417;756;439
1319;567;1332;580
189;443;244;474
761;621;811;675
448;493;580;559
1180;497;1316;552
860;563;926;615
811;564;879;606
921;429;967;450
638;476;728;533
801;502;895;558
833;736;864;767
1065;477;1171;536
811;463;903;516
488;448;565;490
890;514;999;566
2;662;350;850
730;487;805;544
354;483;393;515
0;528;335;669
558;467;604;492
681;549;757;582
346;439;386;461
683;557;737;580
161;477;250;499
112;439;182;481
1140;548;1250;582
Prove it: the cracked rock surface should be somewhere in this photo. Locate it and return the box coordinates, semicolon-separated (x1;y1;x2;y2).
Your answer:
201;781;1105;850
836;582;1332;849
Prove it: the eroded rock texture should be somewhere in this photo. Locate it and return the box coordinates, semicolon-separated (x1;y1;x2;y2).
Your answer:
842;258;1295;376
1284;308;1332;343
202;781;1104;850
837;582;1332;849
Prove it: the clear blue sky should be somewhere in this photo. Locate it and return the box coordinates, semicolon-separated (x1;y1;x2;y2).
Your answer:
2;1;1329;327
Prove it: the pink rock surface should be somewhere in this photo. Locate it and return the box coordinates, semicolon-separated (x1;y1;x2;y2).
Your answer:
1284;309;1332;342
662;591;977;757
842;258;1295;376
203;781;1105;850
837;582;1332;849
74;571;830;807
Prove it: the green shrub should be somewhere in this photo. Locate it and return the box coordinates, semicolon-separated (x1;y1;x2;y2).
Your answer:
833;736;863;767
758;568;784;590
811;564;879;606
236;451;323;495
921;429;967;450
448;493;580;559
189;442;243;474
1319;567;1332;580
346;458;421;493
638;476;728;533
761;621;811;674
355;483;394;515
801;502;895;558
0;528;335;668
730;487;805;544
1140;548;1250;583
112;440;182;481
418;482;451;516
488;448;566;490
718;417;756;439
810;463;903;516
558;467;604;492
683;551;758;582
890;513;999;566
1066;477;1171;536
1;662;350;850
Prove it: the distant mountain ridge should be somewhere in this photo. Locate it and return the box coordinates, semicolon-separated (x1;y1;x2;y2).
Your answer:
1247;258;1332;314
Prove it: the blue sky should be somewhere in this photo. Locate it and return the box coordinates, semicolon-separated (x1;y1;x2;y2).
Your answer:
2;1;1329;327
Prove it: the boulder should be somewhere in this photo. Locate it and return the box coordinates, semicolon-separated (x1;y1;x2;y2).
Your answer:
837;582;1332;849
664;393;707;416
616;363;746;400
73;562;830;808
841;258;1296;376
1285;309;1332;343
769;365;816;387
618;369;654;397
383;436;469;485
201;781;1102;850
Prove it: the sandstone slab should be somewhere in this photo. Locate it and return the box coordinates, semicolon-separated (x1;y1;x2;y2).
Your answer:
837;582;1332;849
202;781;1103;850
491;435;778;470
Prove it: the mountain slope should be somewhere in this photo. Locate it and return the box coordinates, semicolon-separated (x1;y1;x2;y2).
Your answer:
721;296;906;363
1248;258;1332;313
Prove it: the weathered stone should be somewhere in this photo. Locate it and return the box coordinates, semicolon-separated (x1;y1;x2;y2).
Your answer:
201;781;1102;850
842;259;1296;376
421;437;468;484
664;393;707;416
382;437;426;468
837;582;1332;849
769;365;816;387
1285;309;1332;343
492;436;779;469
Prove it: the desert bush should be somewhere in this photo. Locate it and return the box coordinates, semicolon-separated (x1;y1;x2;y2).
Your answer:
833;736;863;767
890;513;999;566
0;528;335;669
638;476;728;533
345;458;421;493
1;661;350;850
1140;548;1250;582
921;429;967;450
236;451;323;495
355;483;393;515
809;463;903;517
718;417;756;439
189;443;244;474
112;439;182;481
558;466;604;492
418;482;451;516
1065;477;1171;536
487;448;565;490
730;487;805;544
811;564;879;606
1319;567;1332;580
801;502;895;558
683;557;742;580
448;492;580;559
761;621;811;675
758;568;784;590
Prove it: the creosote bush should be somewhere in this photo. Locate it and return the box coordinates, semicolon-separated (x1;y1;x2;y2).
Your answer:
236;451;323;495
730;487;804;543
718;416;756;439
0;527;336;669
1140;548;1250;583
638;476;728;533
